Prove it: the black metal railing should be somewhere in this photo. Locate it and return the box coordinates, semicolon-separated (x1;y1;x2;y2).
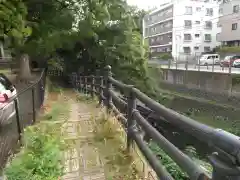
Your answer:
0;69;46;169
70;65;240;180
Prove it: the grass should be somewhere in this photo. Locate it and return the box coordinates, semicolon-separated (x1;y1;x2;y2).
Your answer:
4;87;70;180
91;112;142;180
0;68;11;74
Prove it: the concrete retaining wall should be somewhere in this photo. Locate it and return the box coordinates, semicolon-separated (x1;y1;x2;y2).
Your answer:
161;69;240;106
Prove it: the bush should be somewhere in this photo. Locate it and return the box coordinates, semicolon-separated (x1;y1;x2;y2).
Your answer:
217;46;240;53
4;122;65;180
4;94;68;180
157;53;172;60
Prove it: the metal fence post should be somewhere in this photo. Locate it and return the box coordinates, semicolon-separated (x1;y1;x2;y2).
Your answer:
229;64;232;74
127;85;136;151
99;76;104;105
104;65;112;112
212;58;215;72
209;152;240;180
83;76;87;94
79;75;82;92
14;99;21;141
90;75;95;98
31;87;36;124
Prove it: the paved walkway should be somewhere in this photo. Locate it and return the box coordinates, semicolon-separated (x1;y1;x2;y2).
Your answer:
62;101;106;180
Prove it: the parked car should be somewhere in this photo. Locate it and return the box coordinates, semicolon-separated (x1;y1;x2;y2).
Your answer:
199;54;220;66
232;59;240;68
220;55;240;67
0;73;17;125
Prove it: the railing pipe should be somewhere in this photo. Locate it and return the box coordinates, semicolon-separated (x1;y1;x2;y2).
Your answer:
133;88;240;160
109;77;127;90
133;88;213;140
133;110;210;180
130;128;174;180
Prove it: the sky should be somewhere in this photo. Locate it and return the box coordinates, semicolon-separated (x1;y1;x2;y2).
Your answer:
127;0;170;10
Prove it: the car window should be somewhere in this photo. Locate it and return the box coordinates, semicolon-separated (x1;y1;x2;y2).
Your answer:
0;83;7;93
233;56;240;60
0;74;13;90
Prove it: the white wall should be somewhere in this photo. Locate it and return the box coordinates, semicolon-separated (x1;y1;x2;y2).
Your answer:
219;0;240;42
171;0;221;60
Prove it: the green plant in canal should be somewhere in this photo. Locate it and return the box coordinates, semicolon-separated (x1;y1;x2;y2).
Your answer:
149;141;189;180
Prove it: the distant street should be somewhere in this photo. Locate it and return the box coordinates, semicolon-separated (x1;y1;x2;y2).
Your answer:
159;64;240;74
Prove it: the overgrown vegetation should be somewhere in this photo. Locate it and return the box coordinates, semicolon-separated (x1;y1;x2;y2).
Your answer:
157;53;173;60
149;141;189;179
92;112;141;180
216;46;240;53
4;90;69;180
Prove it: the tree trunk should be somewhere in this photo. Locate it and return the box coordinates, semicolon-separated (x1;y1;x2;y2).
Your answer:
18;53;32;81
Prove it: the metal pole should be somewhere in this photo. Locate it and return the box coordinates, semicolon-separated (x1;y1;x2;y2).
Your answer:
209;153;240;180
212;57;215;72
79;76;82;92
14;99;21;141
127;85;136;152
104;65;112;112
84;76;87;94
90;75;95;99
32;87;36;124
99;76;104;105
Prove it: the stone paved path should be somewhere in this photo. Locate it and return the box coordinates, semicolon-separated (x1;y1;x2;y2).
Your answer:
62;101;106;180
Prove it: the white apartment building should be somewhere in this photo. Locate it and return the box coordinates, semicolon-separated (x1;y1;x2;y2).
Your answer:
218;0;240;46
143;0;221;61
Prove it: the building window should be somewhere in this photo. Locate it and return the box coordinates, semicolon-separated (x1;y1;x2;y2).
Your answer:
184;34;192;41
206;8;213;16
232;23;238;30
217;22;222;27
204;46;211;52
195;21;200;24
205;21;212;29
194;46;199;50
233;5;239;13
219;8;223;14
183;47;191;54
196;7;201;12
184;20;192;28
216;33;220;42
185;6;192;15
204;34;212;41
195;34;200;38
